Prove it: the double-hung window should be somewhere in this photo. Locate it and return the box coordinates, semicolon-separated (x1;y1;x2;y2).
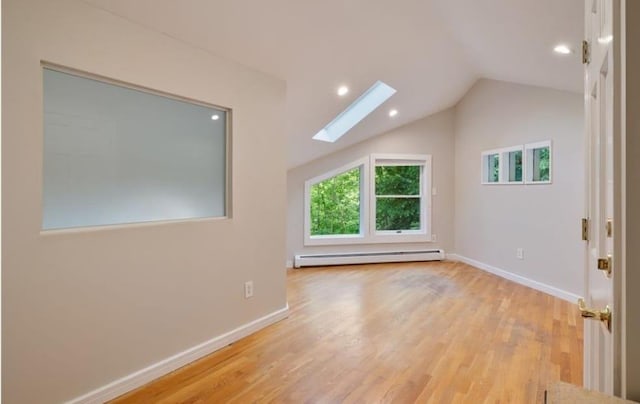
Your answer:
371;155;429;238
304;154;432;245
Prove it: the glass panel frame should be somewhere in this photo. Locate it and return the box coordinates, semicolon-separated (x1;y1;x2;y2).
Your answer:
42;64;232;231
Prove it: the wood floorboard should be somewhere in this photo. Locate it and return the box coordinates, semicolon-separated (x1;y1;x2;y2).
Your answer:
111;261;583;403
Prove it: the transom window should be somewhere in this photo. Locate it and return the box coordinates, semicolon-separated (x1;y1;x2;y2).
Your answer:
481;142;550;185
304;154;432;245
525;141;552;183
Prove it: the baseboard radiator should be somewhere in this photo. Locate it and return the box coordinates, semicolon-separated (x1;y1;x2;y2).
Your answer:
294;249;445;268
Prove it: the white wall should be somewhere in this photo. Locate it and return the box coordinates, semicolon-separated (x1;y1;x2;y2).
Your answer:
287;108;455;260
2;0;287;403
454;79;584;297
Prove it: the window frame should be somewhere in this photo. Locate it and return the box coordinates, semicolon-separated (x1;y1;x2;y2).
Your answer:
303;153;432;246
481;141;552;186
369;154;431;243
524;140;553;184
41;63;233;232
303;156;369;246
481;149;502;184
500;145;525;185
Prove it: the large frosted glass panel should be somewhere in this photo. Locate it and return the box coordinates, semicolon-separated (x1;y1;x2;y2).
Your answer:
42;68;228;230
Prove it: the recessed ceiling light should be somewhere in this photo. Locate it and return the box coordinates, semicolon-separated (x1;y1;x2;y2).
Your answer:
389;109;398;117
553;44;572;54
337;86;349;96
313;81;397;143
211;114;219;120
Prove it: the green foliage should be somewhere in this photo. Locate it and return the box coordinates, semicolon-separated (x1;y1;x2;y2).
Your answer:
375;166;420;195
488;154;499;182
536;147;550;181
376;197;420;231
510;150;523;182
374;165;421;231
310;168;360;236
310;164;423;236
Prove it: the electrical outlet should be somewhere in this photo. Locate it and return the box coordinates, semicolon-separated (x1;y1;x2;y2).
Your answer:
431;234;437;242
516;248;524;260
244;281;254;298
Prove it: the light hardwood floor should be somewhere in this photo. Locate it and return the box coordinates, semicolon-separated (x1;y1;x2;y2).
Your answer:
112;261;583;403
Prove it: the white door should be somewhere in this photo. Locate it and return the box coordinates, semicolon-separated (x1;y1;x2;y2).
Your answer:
582;0;620;395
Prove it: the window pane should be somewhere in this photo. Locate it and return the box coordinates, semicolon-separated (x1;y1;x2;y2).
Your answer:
375;197;420;231
375;165;420;195
487;154;499;182
310;168;360;236
532;147;550;181
508;150;523;182
43;68;227;230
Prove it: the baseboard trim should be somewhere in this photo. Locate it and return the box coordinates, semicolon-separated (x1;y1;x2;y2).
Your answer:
66;305;290;404
446;253;581;303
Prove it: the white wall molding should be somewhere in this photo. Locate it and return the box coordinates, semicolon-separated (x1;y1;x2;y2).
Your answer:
446;253;581;303
66;305;289;404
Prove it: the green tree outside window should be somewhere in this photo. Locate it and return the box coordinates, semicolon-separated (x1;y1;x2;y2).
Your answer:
375;166;421;231
310;168;360;236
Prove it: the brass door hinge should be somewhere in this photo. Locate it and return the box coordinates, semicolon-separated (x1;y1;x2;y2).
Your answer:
583;40;591;64
581;218;589;241
597;255;612;277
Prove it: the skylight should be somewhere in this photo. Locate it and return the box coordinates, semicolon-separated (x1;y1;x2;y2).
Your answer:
313;81;396;143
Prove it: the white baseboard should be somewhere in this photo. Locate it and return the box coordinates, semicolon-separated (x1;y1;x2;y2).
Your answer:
285;259;293;269
446;253;581;303
66;305;290;404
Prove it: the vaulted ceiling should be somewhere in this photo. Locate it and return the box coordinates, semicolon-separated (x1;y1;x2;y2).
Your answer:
83;0;583;168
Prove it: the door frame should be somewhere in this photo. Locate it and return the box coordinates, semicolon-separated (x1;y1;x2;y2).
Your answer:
620;0;640;399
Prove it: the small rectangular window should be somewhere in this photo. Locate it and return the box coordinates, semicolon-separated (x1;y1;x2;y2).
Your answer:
42;66;230;230
507;150;523;182
500;146;524;184
525;141;552;184
481;151;501;183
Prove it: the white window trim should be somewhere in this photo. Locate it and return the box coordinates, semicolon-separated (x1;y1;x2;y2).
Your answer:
481;141;551;185
524;140;553;184
303;153;433;246
369;154;432;243
303;156;369;246
500;145;524;185
480;148;502;185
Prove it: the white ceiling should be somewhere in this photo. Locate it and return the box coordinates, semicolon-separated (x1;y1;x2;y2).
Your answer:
83;0;583;168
